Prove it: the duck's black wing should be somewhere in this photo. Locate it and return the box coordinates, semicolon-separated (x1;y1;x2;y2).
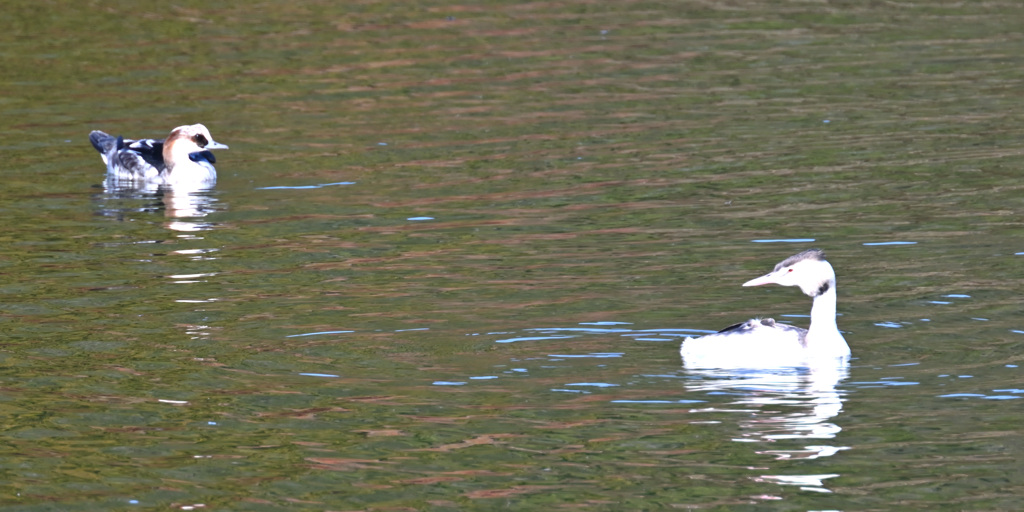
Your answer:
119;137;166;171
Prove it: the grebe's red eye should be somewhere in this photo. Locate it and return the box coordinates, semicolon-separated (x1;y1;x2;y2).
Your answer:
788;268;793;272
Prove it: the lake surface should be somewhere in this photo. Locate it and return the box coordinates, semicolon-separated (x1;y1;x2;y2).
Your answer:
3;0;1024;510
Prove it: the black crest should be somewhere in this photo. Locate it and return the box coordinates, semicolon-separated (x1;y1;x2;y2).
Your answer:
774;248;825;272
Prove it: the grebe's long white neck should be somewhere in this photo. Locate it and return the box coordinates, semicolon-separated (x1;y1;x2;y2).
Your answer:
681;249;850;368
806;280;843;348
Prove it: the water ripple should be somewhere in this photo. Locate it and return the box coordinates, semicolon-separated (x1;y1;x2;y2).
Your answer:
256;181;356;190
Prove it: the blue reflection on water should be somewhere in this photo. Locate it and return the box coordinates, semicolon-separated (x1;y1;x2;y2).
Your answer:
287;330;355;338
495;335;577;343
548;353;622;359
256;181;356;190
611;399;705;404
848;380;920;387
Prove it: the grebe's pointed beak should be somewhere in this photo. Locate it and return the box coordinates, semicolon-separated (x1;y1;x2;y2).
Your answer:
743;272;781;287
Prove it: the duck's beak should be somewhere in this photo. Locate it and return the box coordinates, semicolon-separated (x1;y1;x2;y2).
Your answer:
743;271;781;287
206;141;229;150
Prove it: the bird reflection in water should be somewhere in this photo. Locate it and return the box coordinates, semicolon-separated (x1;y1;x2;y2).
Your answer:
684;361;851;494
93;183;224;341
95;183;223;232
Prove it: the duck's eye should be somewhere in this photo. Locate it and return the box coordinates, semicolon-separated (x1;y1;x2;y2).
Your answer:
194;134;209;147
787;268;794;273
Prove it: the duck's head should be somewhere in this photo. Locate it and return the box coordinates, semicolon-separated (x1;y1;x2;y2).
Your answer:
742;249;836;297
163;124;228;168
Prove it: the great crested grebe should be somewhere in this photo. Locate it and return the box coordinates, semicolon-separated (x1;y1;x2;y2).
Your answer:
680;249;851;368
89;124;228;187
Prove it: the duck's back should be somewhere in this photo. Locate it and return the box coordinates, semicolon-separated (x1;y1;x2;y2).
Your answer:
90;131;166;182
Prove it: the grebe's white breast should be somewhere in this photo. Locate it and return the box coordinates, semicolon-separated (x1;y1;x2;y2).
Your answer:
680;249;850;369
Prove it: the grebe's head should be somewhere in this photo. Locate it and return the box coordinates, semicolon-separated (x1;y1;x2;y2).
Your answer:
742;249;836;297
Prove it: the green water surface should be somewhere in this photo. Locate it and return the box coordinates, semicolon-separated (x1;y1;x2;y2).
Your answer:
2;0;1024;510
